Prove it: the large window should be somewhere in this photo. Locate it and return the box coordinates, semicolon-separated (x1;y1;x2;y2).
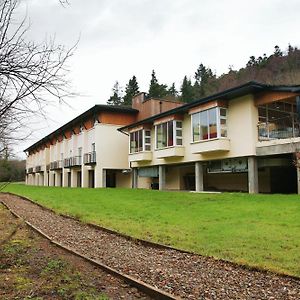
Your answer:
258;102;299;140
130;129;151;153
155;120;183;149
192;107;227;142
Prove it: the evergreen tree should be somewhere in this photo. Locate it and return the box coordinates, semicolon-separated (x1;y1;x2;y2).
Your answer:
180;76;194;102
194;63;215;98
123;75;139;106
148;70;168;98
167;82;178;97
107;81;122;106
274;45;283;57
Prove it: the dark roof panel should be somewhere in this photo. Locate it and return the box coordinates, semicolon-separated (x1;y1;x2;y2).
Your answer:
119;81;300;131
24;105;138;152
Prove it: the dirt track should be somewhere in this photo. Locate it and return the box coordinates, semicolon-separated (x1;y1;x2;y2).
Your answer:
1;193;300;299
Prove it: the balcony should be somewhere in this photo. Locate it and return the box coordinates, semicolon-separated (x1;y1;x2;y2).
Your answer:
27;167;34;174
155;146;185;159
35;165;43;172
83;151;96;165
191;138;230;154
129;151;152;162
50;160;63;170
64;156;82;168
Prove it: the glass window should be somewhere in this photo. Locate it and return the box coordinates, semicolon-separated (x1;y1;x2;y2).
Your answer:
130;129;152;153
200;110;208;140
208;108;217;139
192;114;200;142
258;101;299;140
155;120;183;149
167;121;173;146
192;107;227;141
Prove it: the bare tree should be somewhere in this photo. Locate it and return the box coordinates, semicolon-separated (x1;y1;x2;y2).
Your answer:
0;0;76;154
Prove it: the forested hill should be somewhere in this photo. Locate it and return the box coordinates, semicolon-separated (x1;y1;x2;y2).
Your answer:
208;45;300;95
107;45;300;105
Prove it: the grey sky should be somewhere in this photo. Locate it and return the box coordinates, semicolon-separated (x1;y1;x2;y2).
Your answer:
14;0;300;157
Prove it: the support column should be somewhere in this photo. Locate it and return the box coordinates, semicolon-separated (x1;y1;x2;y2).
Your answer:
49;171;54;186
248;156;258;194
159;165;166;191
71;169;77;187
297;166;300;195
94;166;102;188
43;169;48;186
132;168;138;188
82;165;89;188
102;169;107;188
195;161;204;192
295;152;300;194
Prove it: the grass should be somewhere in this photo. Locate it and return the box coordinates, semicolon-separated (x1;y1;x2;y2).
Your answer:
3;184;300;277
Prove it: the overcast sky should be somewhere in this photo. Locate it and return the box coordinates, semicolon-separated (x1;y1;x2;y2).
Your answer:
15;0;300;158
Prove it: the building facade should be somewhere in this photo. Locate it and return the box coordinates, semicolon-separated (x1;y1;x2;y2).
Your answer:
26;82;300;193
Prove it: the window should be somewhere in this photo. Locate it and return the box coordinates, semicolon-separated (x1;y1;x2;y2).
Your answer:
155;120;183;149
258;102;299;140
192;107;227;142
130;129;151;153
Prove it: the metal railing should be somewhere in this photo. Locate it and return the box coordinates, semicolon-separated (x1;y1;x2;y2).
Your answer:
258;123;300;141
35;165;42;172
50;160;63;170
28;167;34;174
64;156;82;168
83;151;96;164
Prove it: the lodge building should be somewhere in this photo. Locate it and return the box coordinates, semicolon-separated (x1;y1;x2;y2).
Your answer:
25;81;300;194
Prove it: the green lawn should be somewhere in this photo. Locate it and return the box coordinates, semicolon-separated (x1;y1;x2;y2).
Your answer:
2;184;300;277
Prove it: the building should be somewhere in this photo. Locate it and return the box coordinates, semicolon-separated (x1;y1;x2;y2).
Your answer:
25;105;138;188
26;81;300;193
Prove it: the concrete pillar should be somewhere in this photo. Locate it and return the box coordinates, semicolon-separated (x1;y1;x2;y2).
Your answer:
295;153;300;194
82;165;89;188
94;166;102;188
159;165;166;191
248;156;258;193
43;169;48;186
132;168;138;188
62;169;68;187
297;165;300;195
49;171;54;186
195;161;204;192
102;169;107;188
71;169;77;187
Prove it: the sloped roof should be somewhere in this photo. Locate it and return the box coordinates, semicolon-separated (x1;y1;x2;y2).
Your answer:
24;105;138;152
119;81;300;131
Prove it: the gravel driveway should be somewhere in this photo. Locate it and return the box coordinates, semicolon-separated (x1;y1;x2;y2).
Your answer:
1;193;299;300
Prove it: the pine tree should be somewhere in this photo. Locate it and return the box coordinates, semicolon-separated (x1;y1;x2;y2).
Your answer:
123;75;139;106
274;45;283;57
194;63;215;98
168;83;178;97
148;70;168;98
180;76;194;103
107;81;122;106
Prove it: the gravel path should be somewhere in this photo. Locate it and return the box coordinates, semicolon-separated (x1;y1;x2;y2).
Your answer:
1;193;300;300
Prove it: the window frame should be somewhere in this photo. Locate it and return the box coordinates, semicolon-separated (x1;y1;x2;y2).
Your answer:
129;129;152;154
155;120;183;150
191;107;227;143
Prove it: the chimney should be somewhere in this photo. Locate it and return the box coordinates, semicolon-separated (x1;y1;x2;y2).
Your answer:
132;92;147;110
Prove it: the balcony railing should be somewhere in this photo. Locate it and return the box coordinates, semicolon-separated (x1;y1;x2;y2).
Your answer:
83;151;96;165
50;160;63;170
35;165;42;172
27;167;34;174
258;123;300;141
64;156;82;168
